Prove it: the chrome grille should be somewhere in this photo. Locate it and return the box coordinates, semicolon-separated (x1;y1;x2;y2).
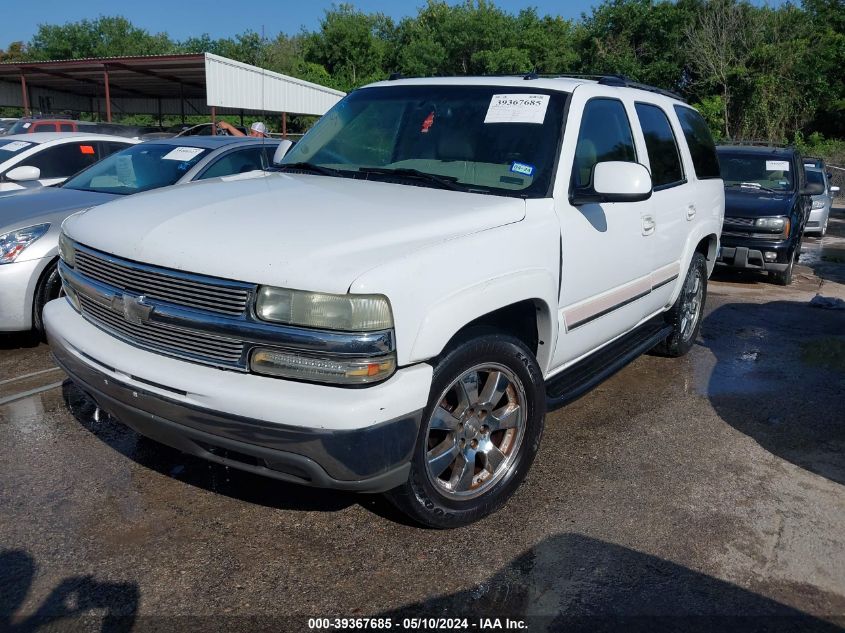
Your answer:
74;247;251;316
79;295;245;368
724;217;755;227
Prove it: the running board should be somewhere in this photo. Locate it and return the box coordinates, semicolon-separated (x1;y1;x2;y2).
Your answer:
545;317;673;411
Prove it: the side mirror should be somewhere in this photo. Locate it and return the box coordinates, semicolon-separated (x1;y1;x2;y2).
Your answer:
272;140;294;165
6;165;41;182
801;181;825;196
570;161;652;206
831;186;840;193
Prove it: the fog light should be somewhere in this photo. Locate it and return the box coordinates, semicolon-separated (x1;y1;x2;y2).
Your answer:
250;348;396;384
764;251;777;261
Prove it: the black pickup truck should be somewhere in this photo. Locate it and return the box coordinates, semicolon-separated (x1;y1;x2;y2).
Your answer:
715;144;824;285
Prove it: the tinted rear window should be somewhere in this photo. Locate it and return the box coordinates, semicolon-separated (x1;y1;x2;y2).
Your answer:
635;102;684;188
673;106;720;180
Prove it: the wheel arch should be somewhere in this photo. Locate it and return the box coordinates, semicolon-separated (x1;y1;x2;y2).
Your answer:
32;255;61;330
695;233;719;276
407;270;558;372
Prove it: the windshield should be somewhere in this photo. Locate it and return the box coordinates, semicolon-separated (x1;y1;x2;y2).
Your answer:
6;121;36;135
805;169;824;186
63;143;210;195
281;85;568;197
717;152;794;192
0;139;35;154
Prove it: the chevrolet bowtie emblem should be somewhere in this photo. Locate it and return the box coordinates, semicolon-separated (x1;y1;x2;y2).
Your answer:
112;293;154;325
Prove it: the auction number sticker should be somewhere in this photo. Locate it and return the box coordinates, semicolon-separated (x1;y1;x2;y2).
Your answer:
765;160;790;171
162;146;205;161
484;94;550;124
0;141;31;152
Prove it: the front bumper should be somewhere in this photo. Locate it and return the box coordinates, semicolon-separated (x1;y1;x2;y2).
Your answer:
717;235;792;272
45;299;432;492
806;206;830;232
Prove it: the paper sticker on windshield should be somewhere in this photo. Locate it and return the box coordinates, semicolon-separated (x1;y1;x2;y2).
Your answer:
485;94;550;124
0;141;31;152
510;161;535;176
22;122;31;129
162;146;204;161
766;160;790;171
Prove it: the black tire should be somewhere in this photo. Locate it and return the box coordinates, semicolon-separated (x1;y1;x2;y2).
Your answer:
770;247;796;286
654;252;708;358
385;333;545;528
33;260;63;337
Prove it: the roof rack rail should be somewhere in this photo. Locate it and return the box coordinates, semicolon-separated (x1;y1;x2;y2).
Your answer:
378;72;686;101
724;140;794;148
597;75;685;101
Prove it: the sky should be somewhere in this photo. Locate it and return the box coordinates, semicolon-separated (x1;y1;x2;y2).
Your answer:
0;0;663;47
1;0;787;48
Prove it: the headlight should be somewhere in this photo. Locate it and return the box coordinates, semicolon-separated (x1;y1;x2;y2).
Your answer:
811;200;825;210
0;223;50;264
250;348;396;384
58;231;76;267
255;286;393;331
754;217;790;236
754;217;786;230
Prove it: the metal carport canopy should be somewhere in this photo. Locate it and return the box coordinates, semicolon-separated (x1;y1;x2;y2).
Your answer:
0;52;345;121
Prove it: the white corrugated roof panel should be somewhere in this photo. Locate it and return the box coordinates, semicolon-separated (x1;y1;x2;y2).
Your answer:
204;53;345;116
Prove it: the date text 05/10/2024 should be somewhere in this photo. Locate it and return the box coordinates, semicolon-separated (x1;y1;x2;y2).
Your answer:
307;617;528;630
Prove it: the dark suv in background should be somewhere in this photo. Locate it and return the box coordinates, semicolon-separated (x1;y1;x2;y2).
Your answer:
715;144;822;285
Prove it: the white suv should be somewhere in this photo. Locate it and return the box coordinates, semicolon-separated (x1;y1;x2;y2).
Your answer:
46;76;724;528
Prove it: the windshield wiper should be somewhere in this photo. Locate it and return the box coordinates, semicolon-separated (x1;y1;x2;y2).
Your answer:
277;162;346;178
356;166;473;192
726;182;779;194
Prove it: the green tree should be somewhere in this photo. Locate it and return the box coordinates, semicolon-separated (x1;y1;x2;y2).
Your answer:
28;16;175;60
578;0;698;89
303;4;394;91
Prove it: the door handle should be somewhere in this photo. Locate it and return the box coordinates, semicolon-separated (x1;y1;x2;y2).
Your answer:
642;214;656;236
686;204;697;221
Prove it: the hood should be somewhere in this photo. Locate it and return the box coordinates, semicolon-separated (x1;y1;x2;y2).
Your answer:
0;186;117;232
64;173;526;293
724;188;793;218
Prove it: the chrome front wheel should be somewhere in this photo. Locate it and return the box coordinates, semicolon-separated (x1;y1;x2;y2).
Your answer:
386;333;546;528
424;363;527;500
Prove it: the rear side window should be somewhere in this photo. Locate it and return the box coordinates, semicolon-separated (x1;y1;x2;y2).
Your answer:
59;123;75;132
573;98;637;189
635;103;684;188
19;142;100;179
674;106;720;179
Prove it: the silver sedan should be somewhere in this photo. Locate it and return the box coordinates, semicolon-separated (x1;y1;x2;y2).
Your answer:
805;166;840;236
0;135;279;333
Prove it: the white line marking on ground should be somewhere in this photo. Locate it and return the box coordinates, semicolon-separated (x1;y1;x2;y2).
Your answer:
0;381;66;406
0;366;62;386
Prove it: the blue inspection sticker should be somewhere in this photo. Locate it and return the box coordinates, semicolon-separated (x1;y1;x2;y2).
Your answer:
510;161;535;176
